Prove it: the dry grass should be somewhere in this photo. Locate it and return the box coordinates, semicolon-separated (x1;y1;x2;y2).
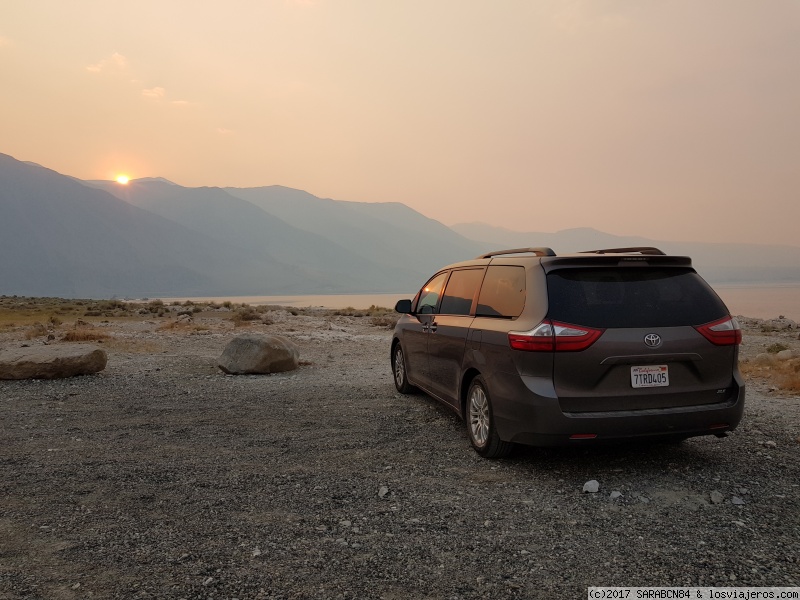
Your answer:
24;322;48;339
333;305;393;318
62;328;111;342
157;320;210;332
104;338;162;353
741;358;800;392
370;315;398;328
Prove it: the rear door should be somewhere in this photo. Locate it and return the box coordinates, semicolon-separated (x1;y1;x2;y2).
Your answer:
545;267;738;413
426;268;485;406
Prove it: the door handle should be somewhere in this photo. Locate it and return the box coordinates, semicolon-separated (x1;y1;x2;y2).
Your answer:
422;323;438;333
428;324;438;333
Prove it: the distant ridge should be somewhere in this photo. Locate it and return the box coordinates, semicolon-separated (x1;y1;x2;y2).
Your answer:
451;223;800;284
2;150;798;299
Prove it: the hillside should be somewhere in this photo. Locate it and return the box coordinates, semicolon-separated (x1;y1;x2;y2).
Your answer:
452;223;800;284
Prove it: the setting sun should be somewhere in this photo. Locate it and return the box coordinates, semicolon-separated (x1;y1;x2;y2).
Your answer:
116;174;130;185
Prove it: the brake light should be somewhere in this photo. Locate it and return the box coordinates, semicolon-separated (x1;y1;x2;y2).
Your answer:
695;316;742;346
509;320;605;352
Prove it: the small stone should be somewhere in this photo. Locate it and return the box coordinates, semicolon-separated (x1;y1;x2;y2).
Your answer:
583;480;600;493
763;440;777;448
202;577;214;586
710;491;724;504
339;520;352;528
731;497;745;505
733;520;746;527
251;547;262;557
378;486;389;498
609;491;623;500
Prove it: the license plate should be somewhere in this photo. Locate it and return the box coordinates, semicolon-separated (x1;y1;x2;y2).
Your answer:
631;365;669;388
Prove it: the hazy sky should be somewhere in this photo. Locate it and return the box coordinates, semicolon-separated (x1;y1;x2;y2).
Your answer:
2;1;798;246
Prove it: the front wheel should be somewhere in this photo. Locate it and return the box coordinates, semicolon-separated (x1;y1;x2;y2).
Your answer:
466;377;513;458
392;343;415;394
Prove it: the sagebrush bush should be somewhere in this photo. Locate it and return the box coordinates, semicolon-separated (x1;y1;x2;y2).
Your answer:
25;322;48;339
62;329;110;342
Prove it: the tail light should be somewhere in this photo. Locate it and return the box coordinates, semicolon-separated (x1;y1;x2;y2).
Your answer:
694;316;742;346
508;320;605;352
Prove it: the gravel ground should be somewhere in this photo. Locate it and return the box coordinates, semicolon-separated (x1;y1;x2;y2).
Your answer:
1;309;799;599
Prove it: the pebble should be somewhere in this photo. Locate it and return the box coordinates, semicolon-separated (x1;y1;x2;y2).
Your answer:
731;497;746;505
609;491;623;500
583;480;600;493
378;486;389;498
710;491;724;504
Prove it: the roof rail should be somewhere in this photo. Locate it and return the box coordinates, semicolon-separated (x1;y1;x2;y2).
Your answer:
580;246;666;256
477;247;556;259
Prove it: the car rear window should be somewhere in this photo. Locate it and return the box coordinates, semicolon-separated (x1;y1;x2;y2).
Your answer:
476;265;526;318
546;267;728;328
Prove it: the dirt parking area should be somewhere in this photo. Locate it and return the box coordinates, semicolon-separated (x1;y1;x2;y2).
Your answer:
1;308;799;598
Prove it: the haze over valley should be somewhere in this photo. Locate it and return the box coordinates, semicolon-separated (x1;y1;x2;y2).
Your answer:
2;152;799;299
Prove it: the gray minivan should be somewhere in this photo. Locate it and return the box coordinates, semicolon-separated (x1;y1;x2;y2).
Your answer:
390;247;745;458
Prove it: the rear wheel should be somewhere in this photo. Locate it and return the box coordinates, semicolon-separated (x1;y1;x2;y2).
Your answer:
392;343;415;394
466;376;513;458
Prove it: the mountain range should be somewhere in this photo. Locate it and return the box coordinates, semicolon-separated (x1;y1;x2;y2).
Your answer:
2;151;799;298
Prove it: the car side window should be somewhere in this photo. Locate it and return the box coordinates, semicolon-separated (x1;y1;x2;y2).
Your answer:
439;268;485;316
416;272;449;314
476;265;526;318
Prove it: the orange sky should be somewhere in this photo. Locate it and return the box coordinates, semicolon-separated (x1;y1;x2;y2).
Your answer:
1;1;798;246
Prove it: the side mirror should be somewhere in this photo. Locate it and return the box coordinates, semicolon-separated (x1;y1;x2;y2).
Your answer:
394;299;413;314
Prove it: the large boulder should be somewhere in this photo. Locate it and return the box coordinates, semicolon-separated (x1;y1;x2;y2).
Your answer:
0;344;108;380
218;334;299;375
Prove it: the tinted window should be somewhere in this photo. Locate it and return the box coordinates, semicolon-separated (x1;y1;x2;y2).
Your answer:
476;265;526;318
439;269;484;315
546;268;727;328
416;271;448;314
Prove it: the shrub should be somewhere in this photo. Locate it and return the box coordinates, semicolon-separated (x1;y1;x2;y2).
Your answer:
230;308;262;327
25;322;48;339
371;316;398;328
62;328;110;342
767;343;790;354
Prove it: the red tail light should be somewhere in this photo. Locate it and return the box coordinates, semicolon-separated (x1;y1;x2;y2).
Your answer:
695;316;742;346
509;320;605;352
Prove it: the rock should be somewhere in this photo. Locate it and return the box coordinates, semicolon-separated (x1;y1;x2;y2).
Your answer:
583;480;600;493
754;353;777;366
710;491;724;504
0;344;107;380
378;486;389;498
731;496;745;505
776;349;795;360
764;317;796;331
763;440;777;448
217;334;299;375
609;491;623;500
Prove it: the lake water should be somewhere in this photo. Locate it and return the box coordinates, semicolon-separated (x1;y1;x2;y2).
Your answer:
161;284;800;322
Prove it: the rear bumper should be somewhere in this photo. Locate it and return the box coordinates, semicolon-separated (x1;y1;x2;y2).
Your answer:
491;371;745;447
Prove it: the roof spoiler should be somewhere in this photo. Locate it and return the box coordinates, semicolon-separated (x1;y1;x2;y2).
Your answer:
476;247;556;259
580;247;665;256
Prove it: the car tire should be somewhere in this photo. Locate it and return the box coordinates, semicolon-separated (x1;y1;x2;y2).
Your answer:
466;376;513;459
392;343;416;394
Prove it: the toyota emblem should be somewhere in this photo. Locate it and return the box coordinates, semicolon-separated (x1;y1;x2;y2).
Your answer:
644;333;662;348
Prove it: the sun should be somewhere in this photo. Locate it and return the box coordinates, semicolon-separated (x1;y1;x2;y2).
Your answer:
115;174;130;185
